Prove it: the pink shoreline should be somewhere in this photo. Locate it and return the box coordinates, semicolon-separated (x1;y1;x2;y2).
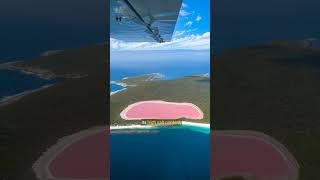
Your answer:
48;130;108;179
32;127;109;180
120;100;204;120
211;131;299;180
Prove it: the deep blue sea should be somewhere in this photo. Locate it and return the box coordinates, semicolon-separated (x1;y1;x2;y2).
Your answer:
110;126;210;180
1;0;106;99
0;0;106;61
0;69;56;101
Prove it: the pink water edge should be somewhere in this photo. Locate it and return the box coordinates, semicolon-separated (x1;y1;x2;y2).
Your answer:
120;100;204;120
49;130;108;179
212;133;296;180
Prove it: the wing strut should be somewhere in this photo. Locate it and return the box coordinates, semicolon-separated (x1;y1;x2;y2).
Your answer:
122;0;165;43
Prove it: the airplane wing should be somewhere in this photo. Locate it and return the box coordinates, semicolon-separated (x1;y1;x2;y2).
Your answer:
110;0;182;43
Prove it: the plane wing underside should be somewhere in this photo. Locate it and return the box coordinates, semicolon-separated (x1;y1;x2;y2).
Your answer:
110;0;182;43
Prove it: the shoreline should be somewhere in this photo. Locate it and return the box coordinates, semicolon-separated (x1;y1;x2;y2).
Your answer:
110;124;154;130
0;61;55;80
0;84;55;107
0;61;88;107
212;130;299;180
32;126;107;180
0;62;58;107
182;121;210;128
0;61;88;80
110;81;128;96
110;73;164;96
121;73;165;82
110;87;127;96
110;72;209;96
110;121;210;130
120;100;204;120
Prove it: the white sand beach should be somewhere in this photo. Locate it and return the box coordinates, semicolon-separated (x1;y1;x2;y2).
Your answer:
110;121;210;130
182;121;210;128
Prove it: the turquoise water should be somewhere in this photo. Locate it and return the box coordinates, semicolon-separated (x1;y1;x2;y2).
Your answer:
176;125;210;134
110;126;210;180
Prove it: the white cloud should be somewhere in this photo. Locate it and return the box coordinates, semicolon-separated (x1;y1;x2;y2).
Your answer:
179;9;190;16
173;28;198;37
182;2;188;8
187;28;199;32
110;32;210;51
196;15;202;22
185;21;193;26
173;30;186;37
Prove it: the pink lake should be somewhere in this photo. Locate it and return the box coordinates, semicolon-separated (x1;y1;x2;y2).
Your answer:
211;132;298;180
49;130;109;179
120;100;204;120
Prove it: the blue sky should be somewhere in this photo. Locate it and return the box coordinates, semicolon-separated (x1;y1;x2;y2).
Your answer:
111;0;210;51
173;0;210;38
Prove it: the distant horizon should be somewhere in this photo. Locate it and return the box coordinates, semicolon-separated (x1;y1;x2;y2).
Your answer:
111;49;210;64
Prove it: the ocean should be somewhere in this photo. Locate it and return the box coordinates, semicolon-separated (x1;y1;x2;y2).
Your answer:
110;126;210;180
110;50;210;93
1;0;107;100
0;69;56;101
0;0;107;61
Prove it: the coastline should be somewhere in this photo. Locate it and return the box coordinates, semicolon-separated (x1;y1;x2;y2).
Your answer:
120;73;165;82
182;121;210;128
110;81;128;96
0;62;58;107
110;73;164;96
0;60;88;107
0;60;88;80
110;124;154;130
0;84;55;107
0;61;55;80
32;126;107;180
212;130;299;180
110;81;129;87
110;121;210;130
110;87;127;96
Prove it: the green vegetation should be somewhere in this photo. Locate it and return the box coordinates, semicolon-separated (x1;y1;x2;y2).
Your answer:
111;74;210;125
116;73;163;86
213;40;320;180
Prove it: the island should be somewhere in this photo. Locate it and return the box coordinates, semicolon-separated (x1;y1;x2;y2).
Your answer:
110;73;210;126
